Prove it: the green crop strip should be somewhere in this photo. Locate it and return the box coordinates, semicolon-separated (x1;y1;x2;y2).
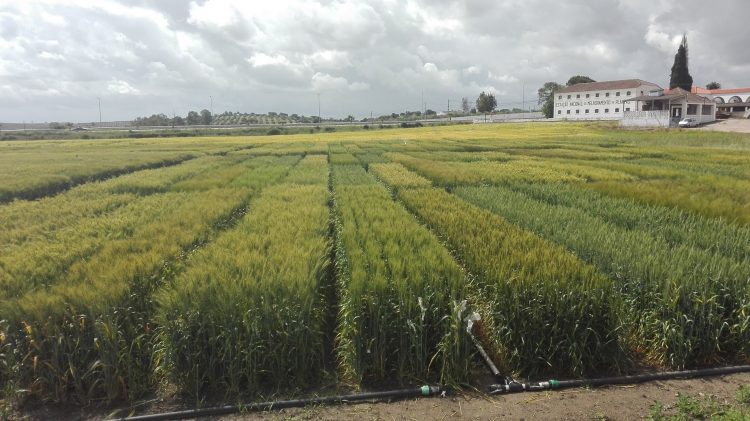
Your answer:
394;187;620;378
331;165;470;385
456;185;750;368
503;182;750;263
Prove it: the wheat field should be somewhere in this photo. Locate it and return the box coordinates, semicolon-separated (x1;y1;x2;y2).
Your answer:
1;122;749;405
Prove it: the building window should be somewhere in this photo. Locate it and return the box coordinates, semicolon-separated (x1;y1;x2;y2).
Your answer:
586;93;590;98
557;110;561;115
626;91;631;96
558;95;562;100
616;92;620;96
687;104;698;115
615;107;620;113
595;109;599;113
701;104;712;115
576;94;580;98
595;93;600;98
605;92;610;97
567;110;571;114
576;109;580;114
585;109;590;113
567;95;571;99
625;107;630;111
605;108;609;113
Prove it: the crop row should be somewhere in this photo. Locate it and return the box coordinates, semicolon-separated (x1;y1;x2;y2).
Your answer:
0;155;299;403
371;150;750;369
331;165;471;383
0;147;198;203
0;154;229;250
392;187;618;377
456;185;750;367
0;155;296;303
502;182;750;263
158;155;331;396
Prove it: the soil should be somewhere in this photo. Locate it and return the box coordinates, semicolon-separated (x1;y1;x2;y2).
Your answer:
227;373;750;420
13;372;749;420
698;118;750;133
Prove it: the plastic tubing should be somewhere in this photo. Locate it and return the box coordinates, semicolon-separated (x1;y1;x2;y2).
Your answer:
108;385;443;421
489;365;750;394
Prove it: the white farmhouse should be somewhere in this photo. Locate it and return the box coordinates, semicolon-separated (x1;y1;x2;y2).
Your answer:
553;79;661;120
621;87;716;128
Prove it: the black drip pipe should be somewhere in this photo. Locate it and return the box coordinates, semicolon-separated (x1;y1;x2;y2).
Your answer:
489;365;750;394
108;385;443;421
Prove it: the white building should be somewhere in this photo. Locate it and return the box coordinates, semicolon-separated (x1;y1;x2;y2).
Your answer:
621;87;716;127
553;79;661;120
708;88;750;118
704;88;750;104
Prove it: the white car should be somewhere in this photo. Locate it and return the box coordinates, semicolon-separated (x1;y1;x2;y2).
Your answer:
678;117;698;128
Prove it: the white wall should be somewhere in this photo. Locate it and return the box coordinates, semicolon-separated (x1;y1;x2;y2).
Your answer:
553;83;659;120
621;110;671;127
713;92;750;103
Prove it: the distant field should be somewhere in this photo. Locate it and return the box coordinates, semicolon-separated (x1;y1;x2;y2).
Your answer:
1;122;749;407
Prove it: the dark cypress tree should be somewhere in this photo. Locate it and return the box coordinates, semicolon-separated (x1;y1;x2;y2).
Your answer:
669;34;693;91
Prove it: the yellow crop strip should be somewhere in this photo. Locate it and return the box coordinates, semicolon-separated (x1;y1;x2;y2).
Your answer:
1;155;297;404
368;163;432;188
157;155;330;395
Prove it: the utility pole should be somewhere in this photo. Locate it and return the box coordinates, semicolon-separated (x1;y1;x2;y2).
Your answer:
317;93;321;123
209;95;214;116
421;89;424;116
522;83;525;115
448;99;451;121
97;97;102;126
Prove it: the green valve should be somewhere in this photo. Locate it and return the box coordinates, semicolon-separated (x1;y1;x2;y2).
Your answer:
549;379;559;389
421;385;430;395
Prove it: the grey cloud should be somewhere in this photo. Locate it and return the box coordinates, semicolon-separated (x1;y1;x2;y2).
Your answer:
1;0;749;122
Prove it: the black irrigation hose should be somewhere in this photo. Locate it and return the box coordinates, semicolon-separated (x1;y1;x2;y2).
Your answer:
108;385;444;421
489;365;750;394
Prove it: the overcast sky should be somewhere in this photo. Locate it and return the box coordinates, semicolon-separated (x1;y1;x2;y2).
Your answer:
1;0;749;122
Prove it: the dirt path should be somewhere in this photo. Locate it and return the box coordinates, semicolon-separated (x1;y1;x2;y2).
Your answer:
698;119;750;133
214;373;750;421
16;372;749;420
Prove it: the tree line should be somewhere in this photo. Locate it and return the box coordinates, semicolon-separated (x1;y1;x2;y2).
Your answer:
133;109;213;127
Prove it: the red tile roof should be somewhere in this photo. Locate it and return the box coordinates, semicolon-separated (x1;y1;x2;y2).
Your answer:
557;79;660;94
668;86;750;95
628;87;714;103
708;87;750;94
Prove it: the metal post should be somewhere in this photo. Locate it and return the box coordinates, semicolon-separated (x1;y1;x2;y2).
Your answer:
98;97;102;126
